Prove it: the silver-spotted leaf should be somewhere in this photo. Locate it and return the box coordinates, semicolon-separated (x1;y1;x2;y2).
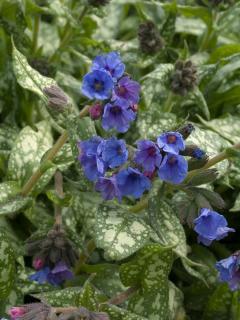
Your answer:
94;203;150;261
12;41;56;99
0;230;15;299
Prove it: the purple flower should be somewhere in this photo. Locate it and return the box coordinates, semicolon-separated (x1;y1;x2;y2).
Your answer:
29;267;50;284
47;261;73;286
99;137;128;168
113;76;140;104
78;136;106;181
216;253;240;291
134;140;162;172
82;70;114;100
102;98;136;133
157;132;185;155
96;176;121;201
92;52;125;80
158;153;188;184
194;208;235;246
116;167;151;199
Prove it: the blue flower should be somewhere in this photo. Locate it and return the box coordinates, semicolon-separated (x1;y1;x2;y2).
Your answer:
194;208;235;246
78;136;106;181
157;132;185;155
158;153;188;184
82;69;114;100
29;267;50;284
96;176;122;201
116;167;151;199
92;52;125;80
216;253;240;291
47;261;73;286
113;76;140;104
102;98;136;133
192;148;206;160
134;140;162;172
99;137;128;168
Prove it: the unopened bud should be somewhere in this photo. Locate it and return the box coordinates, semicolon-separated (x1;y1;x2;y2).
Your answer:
180;144;206;159
8;307;26;319
33;257;44;270
138;20;164;54
188;155;209;171
89;103;103;120
43;85;68;112
177;123;195;140
170;60;197;96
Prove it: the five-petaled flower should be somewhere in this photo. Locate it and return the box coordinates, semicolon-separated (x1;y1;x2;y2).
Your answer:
82;69;114;100
158;153;188;184
134;140;162;172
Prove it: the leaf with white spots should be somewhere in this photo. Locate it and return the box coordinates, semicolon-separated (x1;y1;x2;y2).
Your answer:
35;287;82;307
76;282;100;310
149;198;187;257
12;41;56;99
66;115;96;159
169;282;185;320
94;203;151;261
100;304;148;320
0;181;33;215
120;244;173;291
0;230;15;299
8;121;53;186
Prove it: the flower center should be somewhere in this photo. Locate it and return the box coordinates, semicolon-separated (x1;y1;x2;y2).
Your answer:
167;135;177;144
94;80;103;91
168;155;177;165
147;146;156;156
111;106;121;115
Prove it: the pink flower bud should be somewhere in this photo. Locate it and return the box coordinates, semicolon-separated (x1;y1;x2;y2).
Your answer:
8;307;26;319
131;104;138;112
144;170;156;180
33;257;44;270
89;103;103;120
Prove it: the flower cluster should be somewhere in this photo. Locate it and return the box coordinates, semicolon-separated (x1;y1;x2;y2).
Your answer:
82;52;140;133
78;130;198;201
26;225;79;286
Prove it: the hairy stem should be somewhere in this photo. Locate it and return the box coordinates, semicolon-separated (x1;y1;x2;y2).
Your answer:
54;170;64;226
21;105;90;196
104;286;139;305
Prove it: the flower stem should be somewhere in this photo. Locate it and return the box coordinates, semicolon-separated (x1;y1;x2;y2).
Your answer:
163;91;175;113
54;170;64;226
32;15;40;54
21;105;90;196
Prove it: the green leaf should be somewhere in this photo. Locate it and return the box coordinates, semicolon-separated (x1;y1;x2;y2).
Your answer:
76;282;100;310
0;230;15;299
120;244;173;290
230;193;240;212
35;287;82;307
177;5;212;29
209;44;240;63
100;304;148;320
12;41;56;99
197;114;240;144
202;284;233;320
190;88;210;120
46;189;72;207
149;198;187;257
8;121;53;185
169;282;185;320
66;115;96;159
94;203;150;261
137;111;177;140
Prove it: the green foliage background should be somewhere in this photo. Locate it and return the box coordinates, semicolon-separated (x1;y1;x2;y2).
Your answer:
1;0;240;319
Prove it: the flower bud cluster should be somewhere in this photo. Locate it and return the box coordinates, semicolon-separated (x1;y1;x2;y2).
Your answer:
81;52;140;133
26;225;79;286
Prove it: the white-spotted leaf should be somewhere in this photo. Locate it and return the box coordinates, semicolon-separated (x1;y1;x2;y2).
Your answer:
12;41;56;99
94;203;150;261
